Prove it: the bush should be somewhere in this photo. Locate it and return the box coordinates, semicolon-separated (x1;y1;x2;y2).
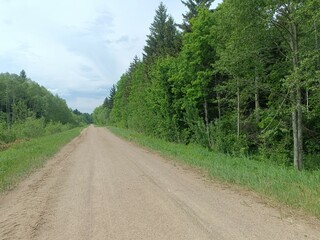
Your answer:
44;121;64;135
0;123;16;143
19;117;45;138
211;118;249;156
0;117;77;151
258;126;291;166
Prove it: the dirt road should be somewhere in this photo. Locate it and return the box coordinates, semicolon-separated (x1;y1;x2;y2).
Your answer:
0;126;319;240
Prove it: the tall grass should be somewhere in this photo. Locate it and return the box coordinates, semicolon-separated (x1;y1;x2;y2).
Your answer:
0;128;81;191
108;126;320;219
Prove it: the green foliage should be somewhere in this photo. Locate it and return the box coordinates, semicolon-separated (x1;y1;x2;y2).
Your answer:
144;57;177;139
44;121;71;135
0;122;16;144
73;109;93;125
179;0;214;32
0;71;87;147
92;106;110;126
210;116;249;156
96;1;320;170
143;2;181;63
19;69;27;79
0;116;75;151
110;73;131;128
13;117;45;139
0;72;81;126
126;60;153;133
103;84;116;109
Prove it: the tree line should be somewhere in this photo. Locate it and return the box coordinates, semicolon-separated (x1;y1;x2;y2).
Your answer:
0;70;91;145
95;0;320;170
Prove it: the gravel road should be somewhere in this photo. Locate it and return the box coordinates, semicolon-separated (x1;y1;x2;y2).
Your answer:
0;125;319;240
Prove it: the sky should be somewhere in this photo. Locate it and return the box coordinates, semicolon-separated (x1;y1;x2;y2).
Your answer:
0;0;222;113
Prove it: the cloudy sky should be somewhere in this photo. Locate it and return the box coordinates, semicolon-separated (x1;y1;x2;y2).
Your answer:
0;0;222;113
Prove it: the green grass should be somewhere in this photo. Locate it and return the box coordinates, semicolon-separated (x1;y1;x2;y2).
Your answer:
0;128;82;192
108;126;320;219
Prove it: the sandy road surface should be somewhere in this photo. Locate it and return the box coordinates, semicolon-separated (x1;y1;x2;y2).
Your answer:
0;126;319;240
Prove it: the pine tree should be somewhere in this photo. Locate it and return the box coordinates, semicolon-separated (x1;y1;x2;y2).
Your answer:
108;84;116;109
19;69;27;79
179;0;214;32
143;2;181;63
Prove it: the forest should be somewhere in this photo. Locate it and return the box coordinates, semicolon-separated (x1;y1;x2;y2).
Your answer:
94;0;320;170
0;70;91;148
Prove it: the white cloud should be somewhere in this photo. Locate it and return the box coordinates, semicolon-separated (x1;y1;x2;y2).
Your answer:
0;0;223;113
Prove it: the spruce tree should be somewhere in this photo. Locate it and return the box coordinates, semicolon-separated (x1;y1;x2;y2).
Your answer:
179;0;214;32
143;2;181;63
19;69;27;79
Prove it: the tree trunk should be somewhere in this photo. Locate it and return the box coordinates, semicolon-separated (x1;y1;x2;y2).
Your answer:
237;79;240;139
292;89;303;170
315;20;319;70
270;2;304;170
292;105;298;168
306;90;309;113
6;83;10;130
315;20;318;50
297;86;303;170
217;92;221;120
255;70;260;122
204;98;212;148
289;9;303;170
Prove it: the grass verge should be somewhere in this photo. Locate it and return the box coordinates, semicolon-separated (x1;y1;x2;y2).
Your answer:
0;128;82;192
108;126;320;219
